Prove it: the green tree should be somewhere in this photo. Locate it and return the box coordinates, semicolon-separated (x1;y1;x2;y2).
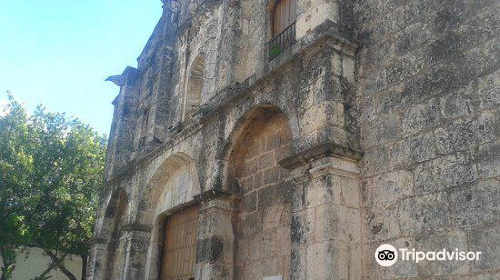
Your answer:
0;94;107;280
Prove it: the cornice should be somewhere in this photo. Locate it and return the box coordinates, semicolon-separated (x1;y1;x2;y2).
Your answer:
278;142;363;170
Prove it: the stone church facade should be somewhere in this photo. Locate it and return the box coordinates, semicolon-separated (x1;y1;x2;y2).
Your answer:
87;0;500;279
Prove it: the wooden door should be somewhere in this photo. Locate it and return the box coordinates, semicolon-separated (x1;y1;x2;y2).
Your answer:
160;204;200;280
273;0;297;36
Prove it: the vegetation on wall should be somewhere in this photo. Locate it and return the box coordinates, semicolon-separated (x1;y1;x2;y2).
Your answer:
0;94;107;280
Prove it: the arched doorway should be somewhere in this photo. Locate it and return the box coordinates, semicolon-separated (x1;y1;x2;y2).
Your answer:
142;153;202;280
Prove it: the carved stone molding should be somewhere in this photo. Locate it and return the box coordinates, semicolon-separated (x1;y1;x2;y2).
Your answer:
279;142;363;170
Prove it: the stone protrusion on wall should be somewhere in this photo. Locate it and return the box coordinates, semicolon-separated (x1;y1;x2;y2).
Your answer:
296;0;339;40
280;145;363;280
105;67;141;177
291;35;359;154
194;190;238;280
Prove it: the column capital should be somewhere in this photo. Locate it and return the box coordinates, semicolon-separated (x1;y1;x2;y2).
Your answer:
279;142;363;170
280;143;363;185
194;189;239;203
309;156;361;178
121;223;152;233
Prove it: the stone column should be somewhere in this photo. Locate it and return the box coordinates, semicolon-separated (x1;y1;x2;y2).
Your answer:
194;190;238;280
118;225;151;280
280;144;363;280
86;239;108;280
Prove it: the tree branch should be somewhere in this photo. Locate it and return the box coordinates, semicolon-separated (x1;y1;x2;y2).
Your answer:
80;254;87;280
0;247;16;280
30;251;68;280
45;250;77;280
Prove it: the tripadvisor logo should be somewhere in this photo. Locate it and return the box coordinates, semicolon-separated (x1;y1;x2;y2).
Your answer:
375;244;398;267
375;244;482;267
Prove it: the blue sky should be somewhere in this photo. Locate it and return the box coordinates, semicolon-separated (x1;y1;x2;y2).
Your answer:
0;0;162;134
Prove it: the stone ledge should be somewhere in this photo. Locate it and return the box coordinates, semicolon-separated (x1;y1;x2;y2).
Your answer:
194;189;239;202
278;142;363;170
264;20;358;76
121;223;152;233
309;157;361;178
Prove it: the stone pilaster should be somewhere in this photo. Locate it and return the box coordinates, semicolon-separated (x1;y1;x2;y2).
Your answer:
194;190;238;280
86;239;108;280
280;143;363;280
118;225;151;280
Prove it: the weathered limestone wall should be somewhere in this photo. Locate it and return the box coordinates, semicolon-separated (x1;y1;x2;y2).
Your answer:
229;112;293;280
90;35;360;280
87;0;499;279
355;0;500;278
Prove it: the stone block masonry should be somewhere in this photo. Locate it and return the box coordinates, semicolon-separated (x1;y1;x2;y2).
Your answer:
86;0;500;279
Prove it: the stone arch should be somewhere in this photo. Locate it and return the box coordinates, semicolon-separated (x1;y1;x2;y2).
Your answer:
225;104;294;280
142;152;202;280
221;103;298;160
184;55;205;117
100;188;128;280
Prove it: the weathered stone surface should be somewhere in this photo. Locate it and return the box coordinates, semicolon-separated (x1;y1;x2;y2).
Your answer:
478;70;500;110
390;132;437;168
365;170;414;208
401;98;441;136
413;153;478;195
439;84;475;119
357;0;500;278
448;180;500;230
470;225;500;272
477;141;500;179
398;193;450;236
435;118;482;154
86;0;500;279
416;232;469;277
363;113;400;148
196;236;225;264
